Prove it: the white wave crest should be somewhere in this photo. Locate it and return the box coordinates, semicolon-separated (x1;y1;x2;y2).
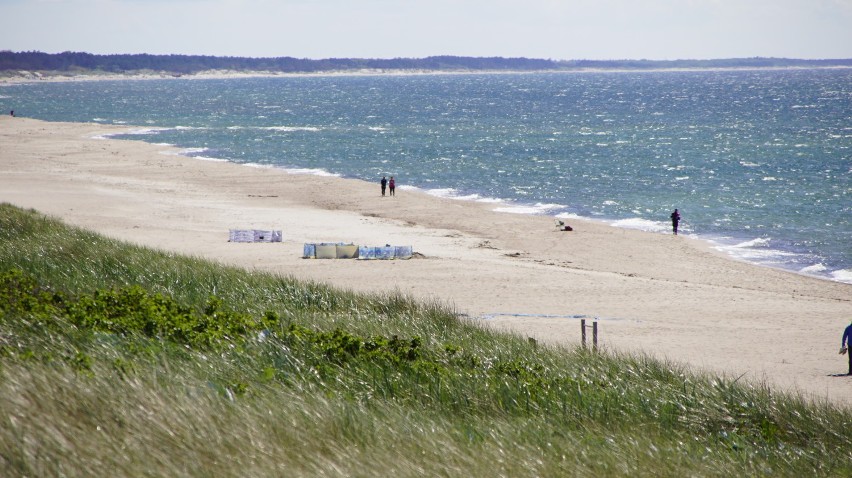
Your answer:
610;217;669;233
283;167;340;177
450;193;486;201
731;237;771;248
263;126;321;132
493;202;564;215
179;147;210;155
715;237;799;262
424;188;460;198
830;269;852;284
800;263;827;274
422;188;505;203
123;127;170;135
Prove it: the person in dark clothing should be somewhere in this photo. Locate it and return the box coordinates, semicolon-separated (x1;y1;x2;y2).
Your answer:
380;176;387;196
389;176;395;196
841;321;852;375
670;209;681;235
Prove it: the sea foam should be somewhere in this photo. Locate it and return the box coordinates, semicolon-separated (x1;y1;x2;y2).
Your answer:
830;269;852;284
493;203;564;215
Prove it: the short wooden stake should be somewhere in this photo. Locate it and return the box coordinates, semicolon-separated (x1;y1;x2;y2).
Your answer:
593;320;598;352
581;318;599;351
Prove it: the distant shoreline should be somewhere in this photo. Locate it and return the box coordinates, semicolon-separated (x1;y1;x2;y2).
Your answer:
3;51;850;84
4;64;852;85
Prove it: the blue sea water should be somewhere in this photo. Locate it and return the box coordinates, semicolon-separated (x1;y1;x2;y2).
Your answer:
2;70;850;283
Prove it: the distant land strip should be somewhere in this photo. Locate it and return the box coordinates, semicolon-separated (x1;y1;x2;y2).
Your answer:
2;51;851;77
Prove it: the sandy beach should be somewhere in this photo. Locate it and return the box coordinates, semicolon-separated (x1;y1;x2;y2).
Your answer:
2;115;850;405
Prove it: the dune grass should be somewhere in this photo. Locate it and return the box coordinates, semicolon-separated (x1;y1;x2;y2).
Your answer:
1;203;850;477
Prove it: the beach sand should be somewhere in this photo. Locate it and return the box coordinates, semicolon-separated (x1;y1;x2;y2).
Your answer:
2;116;851;405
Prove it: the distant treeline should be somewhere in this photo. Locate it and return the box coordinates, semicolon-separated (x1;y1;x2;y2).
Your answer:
1;51;851;74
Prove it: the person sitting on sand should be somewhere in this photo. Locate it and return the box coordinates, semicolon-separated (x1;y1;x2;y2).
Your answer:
554;219;572;231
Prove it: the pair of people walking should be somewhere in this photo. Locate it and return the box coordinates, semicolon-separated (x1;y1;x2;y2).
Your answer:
380;176;395;197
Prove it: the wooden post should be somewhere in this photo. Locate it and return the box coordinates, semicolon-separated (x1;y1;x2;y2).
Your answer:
593;320;598;352
581;319;586;348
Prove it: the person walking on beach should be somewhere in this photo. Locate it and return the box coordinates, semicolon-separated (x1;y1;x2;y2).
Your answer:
840;321;852;375
389;176;395;196
670;209;681;235
380;176;387;196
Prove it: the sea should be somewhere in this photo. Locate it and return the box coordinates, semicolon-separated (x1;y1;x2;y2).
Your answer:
2;69;850;283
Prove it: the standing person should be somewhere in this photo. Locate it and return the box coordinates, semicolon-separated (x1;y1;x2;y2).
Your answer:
670;209;681;235
380;176;387;196
841;321;852;375
389;176;395;196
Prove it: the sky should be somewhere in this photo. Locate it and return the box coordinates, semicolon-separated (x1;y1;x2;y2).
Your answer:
2;0;851;60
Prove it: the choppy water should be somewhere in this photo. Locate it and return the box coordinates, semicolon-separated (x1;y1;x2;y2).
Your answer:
2;69;850;283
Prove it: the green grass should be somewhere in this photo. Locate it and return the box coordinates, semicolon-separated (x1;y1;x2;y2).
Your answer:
1;203;850;477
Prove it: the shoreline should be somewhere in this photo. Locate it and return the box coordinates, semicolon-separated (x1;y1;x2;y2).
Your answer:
101;130;850;288
2;116;851;406
59;125;852;288
3;65;852;85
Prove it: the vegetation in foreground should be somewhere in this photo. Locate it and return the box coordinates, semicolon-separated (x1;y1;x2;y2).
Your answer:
1;203;850;477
